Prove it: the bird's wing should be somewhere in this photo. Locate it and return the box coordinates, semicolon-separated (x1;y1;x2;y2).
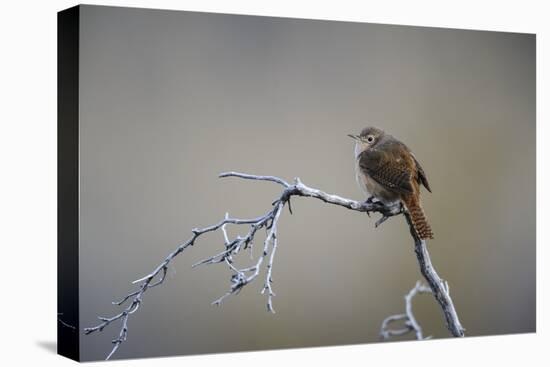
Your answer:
412;154;432;193
358;148;414;194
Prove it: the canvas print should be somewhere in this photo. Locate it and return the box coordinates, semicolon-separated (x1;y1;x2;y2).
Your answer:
57;5;536;362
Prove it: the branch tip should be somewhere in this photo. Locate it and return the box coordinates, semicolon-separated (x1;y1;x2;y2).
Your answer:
85;170;463;359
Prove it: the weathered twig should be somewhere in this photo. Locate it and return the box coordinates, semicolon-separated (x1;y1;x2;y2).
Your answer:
84;171;462;359
404;214;465;337
379;281;433;340
57;313;76;331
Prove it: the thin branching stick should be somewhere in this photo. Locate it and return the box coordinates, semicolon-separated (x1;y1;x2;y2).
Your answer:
84;171;463;359
380;281;434;340
57;313;76;331
404;215;464;337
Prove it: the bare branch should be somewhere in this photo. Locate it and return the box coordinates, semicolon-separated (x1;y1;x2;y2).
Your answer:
219;171;290;187
380;281;433;340
404;216;465;338
57;313;76;331
84;171;463;360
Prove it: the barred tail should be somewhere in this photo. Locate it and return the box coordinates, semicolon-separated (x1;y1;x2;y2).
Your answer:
402;196;434;240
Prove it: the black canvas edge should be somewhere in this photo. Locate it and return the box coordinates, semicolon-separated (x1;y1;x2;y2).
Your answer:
57;5;80;362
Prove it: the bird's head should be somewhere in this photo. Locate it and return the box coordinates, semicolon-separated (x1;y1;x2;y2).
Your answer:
348;126;385;154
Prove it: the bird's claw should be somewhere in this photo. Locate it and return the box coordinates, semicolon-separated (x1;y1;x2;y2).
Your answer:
365;196;376;205
365;197;377;217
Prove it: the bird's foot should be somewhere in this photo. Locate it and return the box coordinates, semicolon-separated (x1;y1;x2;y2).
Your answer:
365;196;377;205
364;196;378;217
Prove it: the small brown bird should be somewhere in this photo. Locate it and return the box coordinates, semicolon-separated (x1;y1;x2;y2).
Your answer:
349;127;434;240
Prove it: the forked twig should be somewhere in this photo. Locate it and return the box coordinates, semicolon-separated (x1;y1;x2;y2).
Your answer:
84;171;463;359
380;281;433;340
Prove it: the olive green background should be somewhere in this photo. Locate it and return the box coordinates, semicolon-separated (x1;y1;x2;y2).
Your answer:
78;5;535;361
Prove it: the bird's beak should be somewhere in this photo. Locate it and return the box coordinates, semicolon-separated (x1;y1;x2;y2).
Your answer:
347;134;360;141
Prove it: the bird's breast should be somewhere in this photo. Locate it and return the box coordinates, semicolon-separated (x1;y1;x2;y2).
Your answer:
354;159;369;196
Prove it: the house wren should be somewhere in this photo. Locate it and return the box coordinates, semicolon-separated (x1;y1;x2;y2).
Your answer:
348;127;434;240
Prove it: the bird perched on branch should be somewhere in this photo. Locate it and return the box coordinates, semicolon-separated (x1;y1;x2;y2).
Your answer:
349;127;434;240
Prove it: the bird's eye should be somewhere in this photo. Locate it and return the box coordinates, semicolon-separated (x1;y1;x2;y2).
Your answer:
366;135;375;143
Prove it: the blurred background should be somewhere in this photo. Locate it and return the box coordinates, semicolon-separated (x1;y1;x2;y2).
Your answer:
77;5;535;361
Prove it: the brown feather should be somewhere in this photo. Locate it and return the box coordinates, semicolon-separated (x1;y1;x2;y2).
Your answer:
402;193;434;240
412;154;432;193
353;127;434;239
358;148;413;195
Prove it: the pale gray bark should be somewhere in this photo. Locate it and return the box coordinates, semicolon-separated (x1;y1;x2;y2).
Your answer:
84;171;463;360
380;281;434;340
